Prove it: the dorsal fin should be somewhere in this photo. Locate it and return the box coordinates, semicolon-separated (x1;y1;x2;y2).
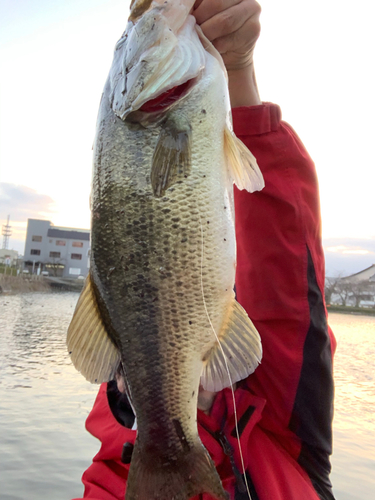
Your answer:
67;275;120;383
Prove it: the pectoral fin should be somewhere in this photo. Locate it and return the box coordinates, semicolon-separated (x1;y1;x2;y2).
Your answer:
200;299;262;392
67;274;120;383
151;116;192;197
224;127;265;192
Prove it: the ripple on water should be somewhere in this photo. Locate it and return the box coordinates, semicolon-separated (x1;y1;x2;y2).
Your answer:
328;312;375;500
0;298;374;499
0;292;99;500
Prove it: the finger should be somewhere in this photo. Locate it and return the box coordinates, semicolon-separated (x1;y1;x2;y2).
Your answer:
199;0;260;44
193;0;242;26
197;387;217;413
193;0;204;11
116;374;126;393
213;11;261;55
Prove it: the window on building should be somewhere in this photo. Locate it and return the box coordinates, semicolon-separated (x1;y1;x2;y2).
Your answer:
71;253;82;260
32;235;42;242
49;251;61;258
72;241;83;248
30;249;41;255
69;268;81;275
45;263;64;270
56;240;66;246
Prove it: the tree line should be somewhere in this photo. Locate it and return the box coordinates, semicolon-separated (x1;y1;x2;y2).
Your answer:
325;276;375;307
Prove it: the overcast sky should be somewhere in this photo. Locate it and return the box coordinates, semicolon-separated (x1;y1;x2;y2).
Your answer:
0;0;374;275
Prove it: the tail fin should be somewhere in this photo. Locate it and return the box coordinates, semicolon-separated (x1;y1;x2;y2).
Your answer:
125;440;228;500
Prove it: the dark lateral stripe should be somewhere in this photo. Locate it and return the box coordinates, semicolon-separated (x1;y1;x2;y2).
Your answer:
289;246;335;500
230;405;256;438
172;418;191;453
234;471;259;500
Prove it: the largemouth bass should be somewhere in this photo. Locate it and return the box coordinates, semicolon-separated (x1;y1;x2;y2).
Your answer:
67;1;264;499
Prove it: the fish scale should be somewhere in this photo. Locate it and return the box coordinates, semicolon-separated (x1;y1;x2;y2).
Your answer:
93;78;234;491
67;2;263;499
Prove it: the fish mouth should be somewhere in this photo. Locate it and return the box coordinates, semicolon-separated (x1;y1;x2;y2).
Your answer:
139;78;195;114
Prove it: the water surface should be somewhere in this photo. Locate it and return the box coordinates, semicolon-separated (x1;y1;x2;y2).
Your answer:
0;293;98;499
0;294;374;499
329;312;375;500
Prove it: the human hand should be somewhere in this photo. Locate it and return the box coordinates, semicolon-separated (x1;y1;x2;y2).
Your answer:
116;371;127;393
193;0;261;72
197;386;217;414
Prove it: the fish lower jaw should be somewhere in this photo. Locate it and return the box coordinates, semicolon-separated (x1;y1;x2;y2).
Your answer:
124;76;200;124
138;78;197;113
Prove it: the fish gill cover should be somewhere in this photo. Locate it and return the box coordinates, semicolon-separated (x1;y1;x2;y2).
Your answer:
109;0;206;119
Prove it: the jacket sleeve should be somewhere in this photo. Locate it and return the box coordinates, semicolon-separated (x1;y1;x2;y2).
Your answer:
72;383;136;500
232;102;336;498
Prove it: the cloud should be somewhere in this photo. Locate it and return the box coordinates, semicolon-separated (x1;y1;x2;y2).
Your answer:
0;183;57;254
323;237;375;277
0;182;56;223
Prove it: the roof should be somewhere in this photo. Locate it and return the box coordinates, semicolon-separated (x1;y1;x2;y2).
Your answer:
47;228;90;241
53;225;90;232
343;264;375;278
0;249;19;257
341;264;375;282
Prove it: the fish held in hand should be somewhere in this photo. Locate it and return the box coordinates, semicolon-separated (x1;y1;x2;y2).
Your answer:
67;1;264;499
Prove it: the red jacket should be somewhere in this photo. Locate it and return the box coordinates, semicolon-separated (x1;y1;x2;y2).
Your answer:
73;103;336;500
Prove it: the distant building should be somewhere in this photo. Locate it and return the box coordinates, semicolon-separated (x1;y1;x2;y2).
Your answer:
23;219;90;278
340;264;375;283
0;248;19;266
328;264;375;307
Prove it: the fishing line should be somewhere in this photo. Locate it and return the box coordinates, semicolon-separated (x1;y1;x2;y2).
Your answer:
199;217;253;500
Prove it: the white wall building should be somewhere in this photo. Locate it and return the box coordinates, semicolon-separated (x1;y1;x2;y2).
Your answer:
0;248;19;266
328;264;375;307
341;264;375;283
23;219;90;278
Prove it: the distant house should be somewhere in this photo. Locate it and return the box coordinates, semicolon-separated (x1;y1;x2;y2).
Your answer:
327;264;375;307
340;264;375;283
0;248;19;266
23;219;90;278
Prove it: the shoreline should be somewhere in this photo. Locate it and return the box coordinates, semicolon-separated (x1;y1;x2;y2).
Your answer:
1;276;375;318
0;275;50;294
0;275;83;295
327;305;375;317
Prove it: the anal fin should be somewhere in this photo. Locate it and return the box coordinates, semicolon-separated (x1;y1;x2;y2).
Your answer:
67;274;120;383
201;299;262;392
